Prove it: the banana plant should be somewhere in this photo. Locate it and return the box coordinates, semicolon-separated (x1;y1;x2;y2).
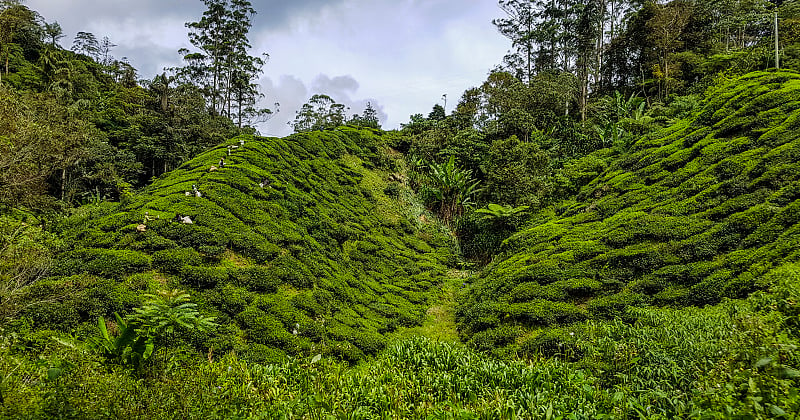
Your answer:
427;156;482;224
87;312;154;369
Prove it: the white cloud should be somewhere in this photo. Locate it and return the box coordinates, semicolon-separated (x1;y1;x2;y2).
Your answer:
27;0;508;135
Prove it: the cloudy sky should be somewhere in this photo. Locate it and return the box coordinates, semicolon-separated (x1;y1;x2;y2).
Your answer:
26;0;508;136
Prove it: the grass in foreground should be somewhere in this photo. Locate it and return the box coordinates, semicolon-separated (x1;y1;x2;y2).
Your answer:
2;264;798;419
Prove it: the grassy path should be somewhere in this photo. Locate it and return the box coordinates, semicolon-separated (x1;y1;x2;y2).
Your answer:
391;270;471;343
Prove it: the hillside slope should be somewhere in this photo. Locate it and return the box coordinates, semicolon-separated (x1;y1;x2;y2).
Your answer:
458;70;800;351
37;127;454;362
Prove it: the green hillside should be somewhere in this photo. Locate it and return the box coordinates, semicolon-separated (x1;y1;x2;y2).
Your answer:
4;73;800;418
34;126;453;362
5;0;800;416
458;70;800;352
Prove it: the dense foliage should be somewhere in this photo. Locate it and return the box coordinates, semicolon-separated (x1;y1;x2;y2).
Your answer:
3;0;800;418
2;265;799;417
458;70;800;353
0;1;250;209
17;127;453;365
399;0;800;262
292;94;381;133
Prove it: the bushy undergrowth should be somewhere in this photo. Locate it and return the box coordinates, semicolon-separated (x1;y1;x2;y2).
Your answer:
459;70;800;349
16;127;453;362
2;264;798;418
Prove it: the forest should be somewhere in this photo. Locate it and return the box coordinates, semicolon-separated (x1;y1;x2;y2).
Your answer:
1;0;800;418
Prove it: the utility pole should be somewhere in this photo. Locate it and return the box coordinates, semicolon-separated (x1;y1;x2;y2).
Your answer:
775;11;780;69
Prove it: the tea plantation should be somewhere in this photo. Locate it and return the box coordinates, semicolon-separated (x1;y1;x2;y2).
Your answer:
459;70;800;354
2;72;800;418
27;126;454;363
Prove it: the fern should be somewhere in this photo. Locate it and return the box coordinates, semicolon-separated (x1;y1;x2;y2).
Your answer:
475;203;529;221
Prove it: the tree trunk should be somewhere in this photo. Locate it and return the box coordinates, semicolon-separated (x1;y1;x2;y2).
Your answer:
238;99;242;128
580;58;589;122
581;80;588;122
775;11;780;69
226;72;232;118
609;0;615;41
663;52;669;100
527;19;533;84
61;168;66;201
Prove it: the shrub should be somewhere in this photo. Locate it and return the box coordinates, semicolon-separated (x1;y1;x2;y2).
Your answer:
129;231;177;252
228;267;279;292
54;248;152;279
587;292;645;320
270;255;313;289
152;248;202;274
383;183;401;198
519;328;583;360
75;278;140;319
180;266;228;289
291;291;325;317
469;326;520;352
325;339;366;363
248;315;292;347
504;300;589;326
457;213;513;262
155;223;229;254
237;343;288;365
23;301;81;330
456;302;502;335
347;330;385;355
212;284;252;316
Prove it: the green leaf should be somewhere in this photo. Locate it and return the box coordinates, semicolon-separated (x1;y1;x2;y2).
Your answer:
143;341;155;360
778;367;800;379
755;357;773;369
46;367;62;381
98;317;109;341
311;353;322;364
770;405;786;417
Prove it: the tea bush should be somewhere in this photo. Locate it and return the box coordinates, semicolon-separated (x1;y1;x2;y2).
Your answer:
53;248;151;279
460;71;800;350
152;247;202;273
6;283;798;419
38;128;452;362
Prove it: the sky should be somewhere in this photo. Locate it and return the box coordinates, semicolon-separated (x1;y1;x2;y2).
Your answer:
26;0;509;136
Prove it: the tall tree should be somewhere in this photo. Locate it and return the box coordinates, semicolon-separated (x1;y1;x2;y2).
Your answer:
0;1;37;84
428;104;446;120
292;94;348;133
181;0;270;125
361;101;380;128
648;0;692;101
99;36;116;66
43;21;62;47
184;0;227;114
72;31;99;60
494;0;538;83
575;0;604;121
